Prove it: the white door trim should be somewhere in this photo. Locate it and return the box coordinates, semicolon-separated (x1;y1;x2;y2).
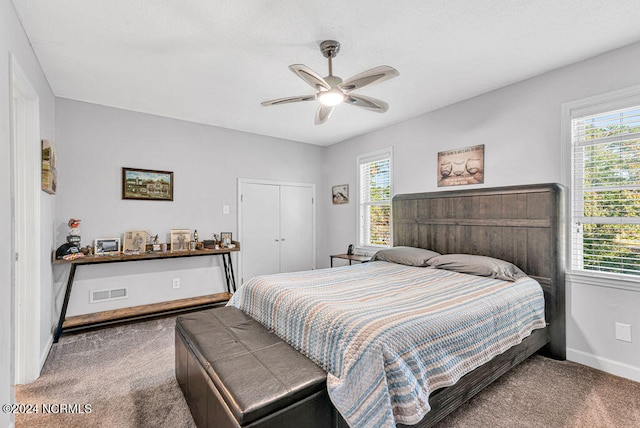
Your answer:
10;53;42;384
237;178;317;286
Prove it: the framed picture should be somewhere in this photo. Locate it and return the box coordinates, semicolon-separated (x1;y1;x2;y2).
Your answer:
122;167;173;201
123;231;147;254
332;184;349;204
171;229;190;252
41;139;57;194
95;238;120;255
220;232;232;246
437;144;485;187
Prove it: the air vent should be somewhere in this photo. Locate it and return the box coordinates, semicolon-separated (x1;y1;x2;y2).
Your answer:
90;287;128;303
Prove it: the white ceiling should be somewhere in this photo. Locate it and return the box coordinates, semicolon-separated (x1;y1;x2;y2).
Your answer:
12;0;640;146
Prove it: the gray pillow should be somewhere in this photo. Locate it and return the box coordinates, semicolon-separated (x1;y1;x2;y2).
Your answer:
371;246;441;267
427;254;527;282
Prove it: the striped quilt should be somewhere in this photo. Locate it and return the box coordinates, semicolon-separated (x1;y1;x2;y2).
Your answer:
228;261;546;428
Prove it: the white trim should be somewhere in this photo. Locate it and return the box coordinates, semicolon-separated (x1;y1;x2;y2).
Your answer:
10;53;42;384
237;178;317;285
567;272;640;293
567;347;640;383
356;147;393;252
561;85;640;284
39;336;52;371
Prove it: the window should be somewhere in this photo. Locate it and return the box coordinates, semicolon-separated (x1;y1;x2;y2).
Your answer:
570;103;640;279
357;148;393;249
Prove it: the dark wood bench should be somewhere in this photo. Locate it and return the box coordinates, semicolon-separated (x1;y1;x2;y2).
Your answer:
175;307;336;428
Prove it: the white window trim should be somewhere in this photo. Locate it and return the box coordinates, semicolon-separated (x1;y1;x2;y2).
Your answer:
561;84;640;289
356;147;393;254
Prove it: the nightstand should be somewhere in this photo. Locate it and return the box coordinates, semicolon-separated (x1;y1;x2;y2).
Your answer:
330;253;372;267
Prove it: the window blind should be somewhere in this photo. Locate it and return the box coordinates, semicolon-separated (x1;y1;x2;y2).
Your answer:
571;105;640;277
358;150;392;248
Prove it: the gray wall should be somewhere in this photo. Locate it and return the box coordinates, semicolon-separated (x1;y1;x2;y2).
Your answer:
1;0;56;426
54;99;327;316
325;41;640;381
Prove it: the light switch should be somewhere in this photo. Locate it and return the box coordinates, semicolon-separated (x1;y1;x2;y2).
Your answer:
223;205;230;215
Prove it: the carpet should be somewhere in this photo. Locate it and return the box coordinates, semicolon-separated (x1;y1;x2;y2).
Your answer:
15;317;640;427
15;317;194;428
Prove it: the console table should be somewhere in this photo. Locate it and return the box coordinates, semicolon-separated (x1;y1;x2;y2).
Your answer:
52;245;239;342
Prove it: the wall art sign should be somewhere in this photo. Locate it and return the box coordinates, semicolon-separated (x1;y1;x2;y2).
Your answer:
332;184;349;204
122;167;173;201
437;144;484;187
42;139;57;194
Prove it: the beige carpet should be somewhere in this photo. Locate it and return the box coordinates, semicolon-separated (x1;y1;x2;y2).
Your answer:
15;317;640;428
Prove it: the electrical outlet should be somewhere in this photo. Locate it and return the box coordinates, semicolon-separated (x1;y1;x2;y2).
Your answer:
615;322;632;343
172;278;180;289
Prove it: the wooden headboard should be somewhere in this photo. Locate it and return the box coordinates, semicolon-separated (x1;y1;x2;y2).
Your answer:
393;183;566;359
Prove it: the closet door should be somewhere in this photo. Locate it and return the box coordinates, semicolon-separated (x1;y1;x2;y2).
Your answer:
241;183;281;282
279;185;314;273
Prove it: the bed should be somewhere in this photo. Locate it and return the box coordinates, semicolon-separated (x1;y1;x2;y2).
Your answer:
181;183;565;427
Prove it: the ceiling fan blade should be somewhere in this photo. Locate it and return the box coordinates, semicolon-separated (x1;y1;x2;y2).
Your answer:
338;66;399;93
289;64;331;91
345;94;389;112
314;105;334;125
260;94;316;106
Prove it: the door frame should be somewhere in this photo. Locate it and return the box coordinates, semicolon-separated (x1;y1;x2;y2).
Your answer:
237;178;317;285
10;53;42;384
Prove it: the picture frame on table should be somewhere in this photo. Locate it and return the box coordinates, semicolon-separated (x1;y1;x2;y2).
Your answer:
94;238;120;255
123;231;147;254
171;229;190;252
220;232;232;247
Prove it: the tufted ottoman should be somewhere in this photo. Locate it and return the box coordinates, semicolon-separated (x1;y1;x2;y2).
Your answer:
175;307;335;428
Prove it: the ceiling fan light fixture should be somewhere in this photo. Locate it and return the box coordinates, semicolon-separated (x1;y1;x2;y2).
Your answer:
318;89;345;107
261;40;399;124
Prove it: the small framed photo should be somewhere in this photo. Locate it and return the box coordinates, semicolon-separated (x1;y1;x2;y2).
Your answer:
220;232;232;246
122;167;174;201
332;184;349;204
123;231;147;254
95;238;120;255
171;229;190;252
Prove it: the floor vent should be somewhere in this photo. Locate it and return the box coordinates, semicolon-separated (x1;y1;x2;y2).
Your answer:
90;287;128;303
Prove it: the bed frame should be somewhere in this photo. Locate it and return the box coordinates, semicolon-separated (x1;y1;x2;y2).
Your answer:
177;183;566;428
387;182;566;427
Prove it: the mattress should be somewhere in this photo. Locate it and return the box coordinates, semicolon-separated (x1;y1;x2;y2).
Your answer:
228;261;546;428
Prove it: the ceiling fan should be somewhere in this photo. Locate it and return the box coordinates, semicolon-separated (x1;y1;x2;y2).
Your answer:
261;40;399;125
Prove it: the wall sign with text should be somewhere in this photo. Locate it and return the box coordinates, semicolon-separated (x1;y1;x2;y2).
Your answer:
437;144;484;187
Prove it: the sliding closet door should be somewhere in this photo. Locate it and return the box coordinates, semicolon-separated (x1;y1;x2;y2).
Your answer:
279;185;314;273
241;183;281;282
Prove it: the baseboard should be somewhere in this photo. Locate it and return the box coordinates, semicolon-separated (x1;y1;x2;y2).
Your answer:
39;335;53;372
567;347;640;383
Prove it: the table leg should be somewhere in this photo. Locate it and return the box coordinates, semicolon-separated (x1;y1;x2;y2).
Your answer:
222;253;237;293
54;263;77;343
331;257;334;268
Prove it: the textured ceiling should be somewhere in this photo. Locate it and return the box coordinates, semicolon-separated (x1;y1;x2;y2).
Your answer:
12;0;640;146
